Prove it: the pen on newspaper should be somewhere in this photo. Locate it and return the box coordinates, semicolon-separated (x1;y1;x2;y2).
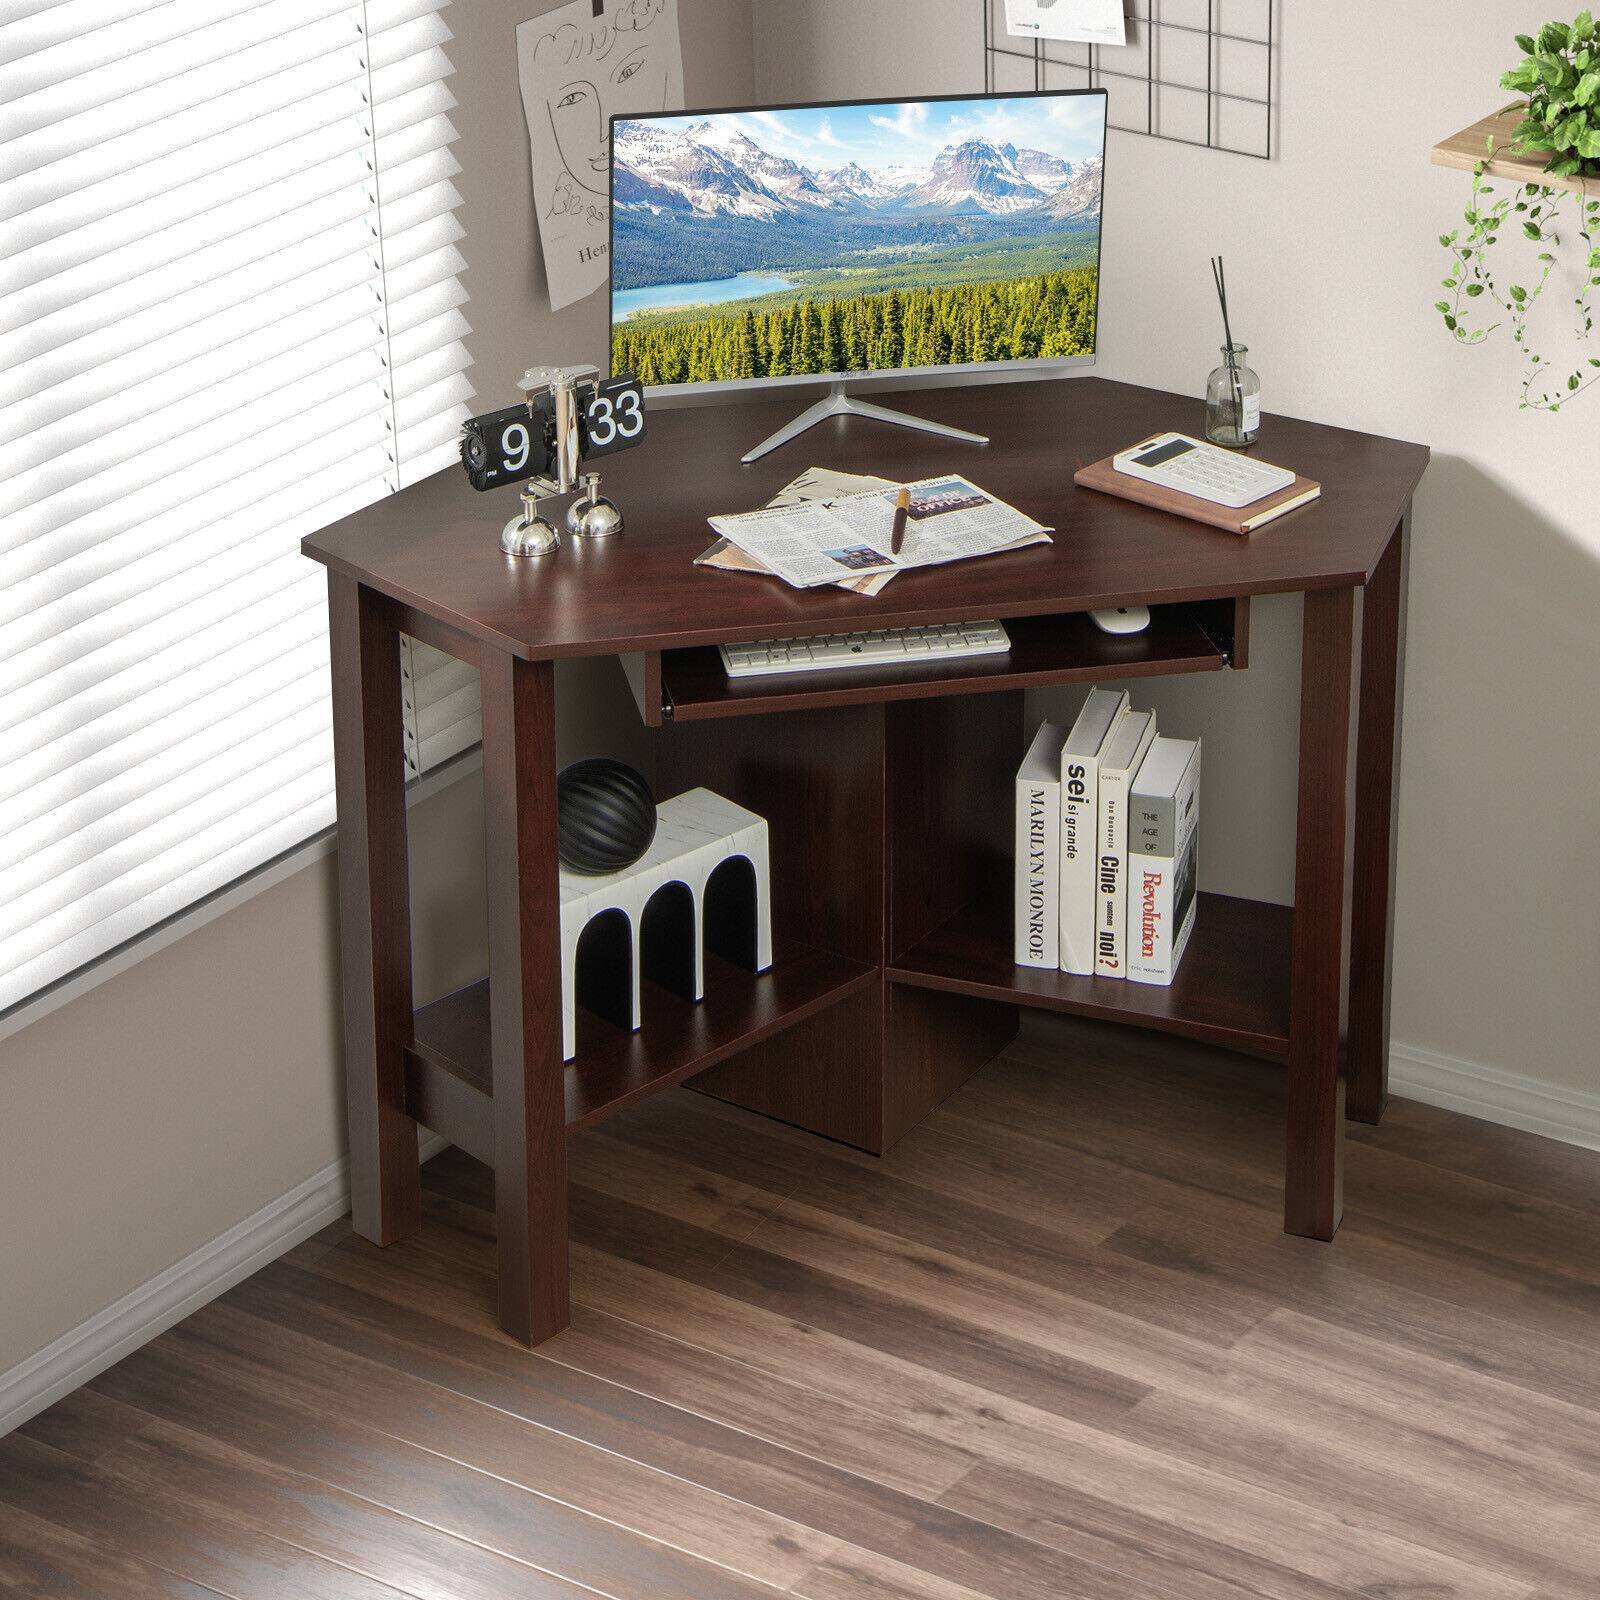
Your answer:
890;487;910;556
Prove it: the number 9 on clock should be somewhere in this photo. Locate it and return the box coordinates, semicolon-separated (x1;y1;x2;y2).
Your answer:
459;398;553;491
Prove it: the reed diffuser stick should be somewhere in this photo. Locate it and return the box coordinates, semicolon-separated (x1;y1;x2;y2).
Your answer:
1212;255;1246;440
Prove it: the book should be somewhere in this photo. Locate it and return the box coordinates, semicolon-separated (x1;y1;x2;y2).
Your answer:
1057;687;1130;975
1126;737;1202;986
1013;720;1067;968
1093;708;1157;978
1073;450;1320;535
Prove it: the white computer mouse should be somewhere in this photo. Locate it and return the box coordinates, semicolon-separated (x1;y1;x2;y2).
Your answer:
1089;605;1151;635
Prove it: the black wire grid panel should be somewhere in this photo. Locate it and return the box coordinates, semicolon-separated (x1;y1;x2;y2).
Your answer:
982;0;1274;160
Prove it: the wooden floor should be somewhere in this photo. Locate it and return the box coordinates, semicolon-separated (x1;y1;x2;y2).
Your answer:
6;1015;1600;1600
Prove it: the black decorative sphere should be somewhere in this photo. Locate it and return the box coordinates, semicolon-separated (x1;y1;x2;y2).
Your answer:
557;758;657;875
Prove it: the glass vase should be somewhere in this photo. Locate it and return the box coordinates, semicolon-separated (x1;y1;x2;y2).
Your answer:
1205;344;1260;448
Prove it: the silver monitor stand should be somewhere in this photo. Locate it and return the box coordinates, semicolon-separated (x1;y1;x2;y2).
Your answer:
740;381;989;464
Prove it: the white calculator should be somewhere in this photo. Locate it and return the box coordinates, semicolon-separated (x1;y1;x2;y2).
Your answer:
1113;432;1296;509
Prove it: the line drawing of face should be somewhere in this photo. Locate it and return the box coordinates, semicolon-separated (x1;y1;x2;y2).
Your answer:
549;79;606;191
534;1;673;201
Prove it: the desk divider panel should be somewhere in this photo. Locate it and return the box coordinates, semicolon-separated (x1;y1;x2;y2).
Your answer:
646;689;1031;1150
656;701;890;1148
882;692;1026;1146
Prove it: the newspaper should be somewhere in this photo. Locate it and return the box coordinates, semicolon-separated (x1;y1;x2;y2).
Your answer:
697;467;899;595
766;466;895;510
708;502;897;589
706;473;1052;591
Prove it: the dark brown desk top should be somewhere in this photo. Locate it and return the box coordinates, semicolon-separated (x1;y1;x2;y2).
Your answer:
302;377;1428;662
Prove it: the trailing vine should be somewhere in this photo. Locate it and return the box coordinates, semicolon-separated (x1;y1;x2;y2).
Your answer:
1437;147;1600;410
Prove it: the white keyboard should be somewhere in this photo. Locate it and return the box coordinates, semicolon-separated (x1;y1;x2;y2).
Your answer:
719;620;1011;679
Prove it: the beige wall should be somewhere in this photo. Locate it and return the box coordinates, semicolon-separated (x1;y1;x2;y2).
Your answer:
0;0;754;1377
752;2;1600;1096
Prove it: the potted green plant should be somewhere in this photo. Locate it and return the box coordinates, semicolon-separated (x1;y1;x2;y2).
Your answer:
1435;14;1600;409
1502;14;1600;176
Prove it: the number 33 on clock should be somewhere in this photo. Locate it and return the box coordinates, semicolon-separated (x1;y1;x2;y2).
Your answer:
581;376;646;456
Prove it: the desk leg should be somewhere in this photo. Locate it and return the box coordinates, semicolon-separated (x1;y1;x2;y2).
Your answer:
480;652;568;1345
1286;586;1355;1240
328;575;420;1246
1347;509;1411;1124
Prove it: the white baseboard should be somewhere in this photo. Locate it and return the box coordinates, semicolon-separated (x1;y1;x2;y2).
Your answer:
0;1133;447;1440
1388;1041;1600;1153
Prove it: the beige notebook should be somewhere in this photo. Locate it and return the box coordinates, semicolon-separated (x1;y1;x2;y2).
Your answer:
1074;449;1321;535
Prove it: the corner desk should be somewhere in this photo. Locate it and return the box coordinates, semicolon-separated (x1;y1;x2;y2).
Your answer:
302;376;1428;1345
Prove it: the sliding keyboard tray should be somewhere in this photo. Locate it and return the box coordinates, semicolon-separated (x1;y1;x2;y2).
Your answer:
621;598;1248;726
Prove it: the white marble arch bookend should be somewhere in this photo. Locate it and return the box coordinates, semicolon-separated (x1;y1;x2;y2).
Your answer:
559;788;773;1062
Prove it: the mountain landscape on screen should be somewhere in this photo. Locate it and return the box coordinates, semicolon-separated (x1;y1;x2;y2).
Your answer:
613;122;1100;220
609;96;1106;386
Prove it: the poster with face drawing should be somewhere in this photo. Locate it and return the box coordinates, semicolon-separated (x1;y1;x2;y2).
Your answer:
517;0;684;311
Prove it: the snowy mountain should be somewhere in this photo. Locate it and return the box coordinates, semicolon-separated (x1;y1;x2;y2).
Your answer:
1029;153;1102;220
818;161;906;204
686;121;847;209
895;138;1047;214
874;163;928;193
1007;144;1075;193
613;125;1099;226
611;121;787;218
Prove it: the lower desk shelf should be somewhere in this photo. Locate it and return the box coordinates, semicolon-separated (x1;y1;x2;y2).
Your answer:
887;892;1292;1060
404;938;874;1159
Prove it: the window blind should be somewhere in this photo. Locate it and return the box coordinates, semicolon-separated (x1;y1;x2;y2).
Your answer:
0;0;479;1013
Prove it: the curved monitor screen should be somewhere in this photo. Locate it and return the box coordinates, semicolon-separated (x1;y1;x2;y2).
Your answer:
609;89;1106;390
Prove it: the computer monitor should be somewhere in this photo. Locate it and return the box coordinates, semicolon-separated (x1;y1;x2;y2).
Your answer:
609;88;1107;461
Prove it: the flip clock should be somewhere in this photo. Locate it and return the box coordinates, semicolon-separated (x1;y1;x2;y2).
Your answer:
459;364;647;557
